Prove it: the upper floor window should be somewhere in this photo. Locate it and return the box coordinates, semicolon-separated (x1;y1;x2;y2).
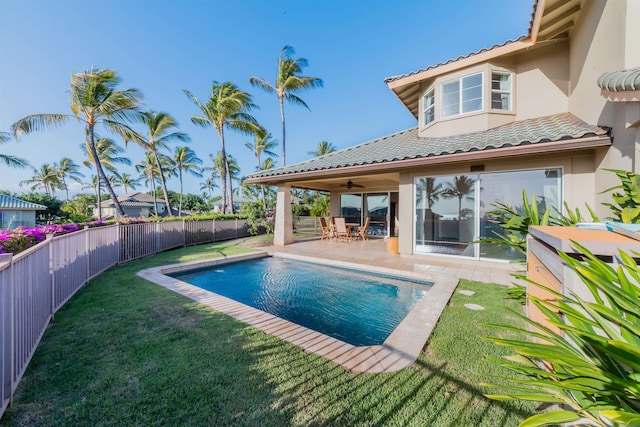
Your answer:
491;72;511;110
442;73;483;118
423;89;435;125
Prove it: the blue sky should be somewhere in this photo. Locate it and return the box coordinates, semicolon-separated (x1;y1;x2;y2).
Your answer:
0;0;532;198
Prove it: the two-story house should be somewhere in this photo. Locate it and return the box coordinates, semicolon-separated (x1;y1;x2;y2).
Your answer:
246;0;640;261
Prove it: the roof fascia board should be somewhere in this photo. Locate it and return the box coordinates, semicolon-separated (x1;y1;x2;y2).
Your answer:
246;136;611;185
529;0;547;43
386;40;534;90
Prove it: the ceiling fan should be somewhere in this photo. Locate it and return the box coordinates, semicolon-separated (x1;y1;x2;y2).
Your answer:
341;179;365;190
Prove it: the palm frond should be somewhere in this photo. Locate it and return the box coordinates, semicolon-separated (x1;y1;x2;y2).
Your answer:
11;114;69;138
0;154;30;168
249;76;275;93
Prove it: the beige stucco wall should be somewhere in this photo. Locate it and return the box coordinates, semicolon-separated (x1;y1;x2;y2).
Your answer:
567;0;640;216
513;42;570;121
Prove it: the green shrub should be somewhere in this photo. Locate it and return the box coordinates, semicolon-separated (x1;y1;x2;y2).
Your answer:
484;243;640;426
602;168;640;223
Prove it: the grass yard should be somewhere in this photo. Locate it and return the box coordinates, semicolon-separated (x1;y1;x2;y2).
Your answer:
0;241;536;426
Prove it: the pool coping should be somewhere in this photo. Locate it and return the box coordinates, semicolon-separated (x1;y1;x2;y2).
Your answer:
137;250;458;373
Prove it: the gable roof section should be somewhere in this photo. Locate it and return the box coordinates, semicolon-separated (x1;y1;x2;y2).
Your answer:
386;0;583;118
117;192;162;203
246;113;610;184
0;194;46;210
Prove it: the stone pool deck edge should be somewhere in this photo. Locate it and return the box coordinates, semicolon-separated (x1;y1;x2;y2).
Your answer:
136;250;458;373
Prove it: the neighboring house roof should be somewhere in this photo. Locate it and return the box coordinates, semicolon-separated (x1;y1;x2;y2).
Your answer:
246;113;610;183
597;67;640;92
386;0;583;117
101;193;165;207
0;194;46;210
117;192;164;204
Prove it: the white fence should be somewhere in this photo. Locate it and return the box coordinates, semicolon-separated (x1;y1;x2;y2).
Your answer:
0;218;252;417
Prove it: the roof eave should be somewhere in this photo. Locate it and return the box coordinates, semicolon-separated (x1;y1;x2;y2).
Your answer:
600;89;640;103
245;135;611;185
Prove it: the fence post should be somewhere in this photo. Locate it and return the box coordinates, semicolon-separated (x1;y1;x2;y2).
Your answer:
3;253;15;407
182;219;186;248
47;234;55;318
235;218;238;239
116;222;121;265
84;226;90;280
212;219;216;242
155;221;161;254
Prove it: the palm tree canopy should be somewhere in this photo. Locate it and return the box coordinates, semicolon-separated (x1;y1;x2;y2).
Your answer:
250;46;323;110
0;131;30;168
184;81;262;136
130;110;190;150
245;131;278;161
81;137;131;173
309;140;336;157
174;146;203;177
57;157;84;181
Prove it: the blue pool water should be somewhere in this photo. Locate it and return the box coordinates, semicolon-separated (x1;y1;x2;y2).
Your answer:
169;257;432;346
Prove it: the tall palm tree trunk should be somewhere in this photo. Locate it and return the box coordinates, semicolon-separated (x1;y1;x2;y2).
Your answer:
279;96;286;166
178;168;184;217
153;152;172;216
217;128;229;214
88;127;125;219
262;184;267;212
63;176;70;201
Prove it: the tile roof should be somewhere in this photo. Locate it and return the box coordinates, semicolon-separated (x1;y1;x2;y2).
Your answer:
597;67;640;92
384;36;528;84
0;194;47;210
247;113;609;180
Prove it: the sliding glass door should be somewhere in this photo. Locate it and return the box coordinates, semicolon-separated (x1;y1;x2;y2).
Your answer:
339;192;391;237
415;175;477;256
415;168;562;260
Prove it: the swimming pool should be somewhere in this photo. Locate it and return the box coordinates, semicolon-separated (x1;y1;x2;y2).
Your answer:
169;257;432;346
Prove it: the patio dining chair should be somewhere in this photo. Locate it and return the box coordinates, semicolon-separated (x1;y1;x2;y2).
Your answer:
319;217;333;240
354;216;371;241
333;217;352;242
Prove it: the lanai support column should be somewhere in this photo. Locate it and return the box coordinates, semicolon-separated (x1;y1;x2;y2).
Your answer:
274;184;293;246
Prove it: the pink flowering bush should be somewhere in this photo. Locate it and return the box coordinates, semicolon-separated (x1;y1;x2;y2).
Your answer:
0;218;148;255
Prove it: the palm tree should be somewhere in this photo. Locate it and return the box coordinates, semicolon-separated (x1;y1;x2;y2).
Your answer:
82;175;106;205
113;173;141;195
250;46;323;166
129;111;189;214
81;136;131;221
20;163;62;196
0;131;29;168
173;146;202;216
443;175;476;219
308;140;336;157
199;176;218;200
258;157;275;211
55;157;84;201
245;131;278;168
184;81;262;214
11;68;143;218
206;152;240;211
136;152;161;216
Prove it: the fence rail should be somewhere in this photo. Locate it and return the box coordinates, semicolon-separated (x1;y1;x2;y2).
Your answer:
0;218;252;418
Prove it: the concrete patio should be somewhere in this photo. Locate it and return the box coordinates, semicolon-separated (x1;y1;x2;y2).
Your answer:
262;237;520;287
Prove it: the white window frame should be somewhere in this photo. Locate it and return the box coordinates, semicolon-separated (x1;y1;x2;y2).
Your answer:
423;88;435;126
491;71;512;111
441;72;484;118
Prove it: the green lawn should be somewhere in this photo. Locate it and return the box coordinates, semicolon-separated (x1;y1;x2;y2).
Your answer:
1;241;536;426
